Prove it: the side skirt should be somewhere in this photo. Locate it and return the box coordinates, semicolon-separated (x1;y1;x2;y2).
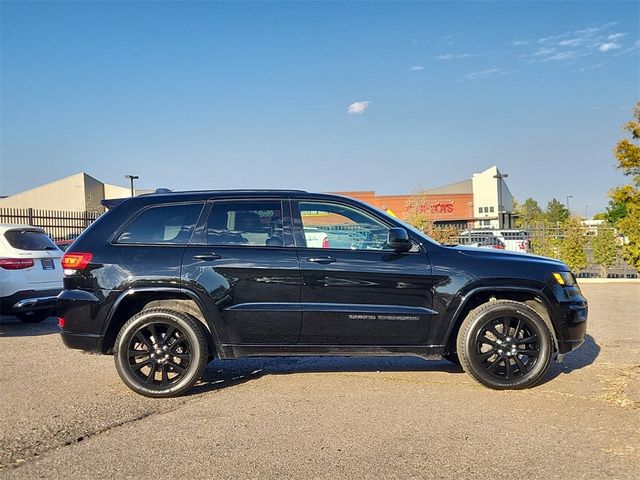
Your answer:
218;344;446;360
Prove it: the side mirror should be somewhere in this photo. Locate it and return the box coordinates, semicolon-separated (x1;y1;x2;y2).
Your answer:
387;228;411;252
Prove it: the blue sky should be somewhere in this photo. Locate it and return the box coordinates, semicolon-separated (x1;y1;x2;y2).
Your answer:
1;1;638;216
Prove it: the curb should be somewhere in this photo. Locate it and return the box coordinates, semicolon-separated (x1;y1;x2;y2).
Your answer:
577;278;640;284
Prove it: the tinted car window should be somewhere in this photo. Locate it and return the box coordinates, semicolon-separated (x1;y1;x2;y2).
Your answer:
4;230;59;251
208;201;284;247
299;201;389;250
117;204;203;244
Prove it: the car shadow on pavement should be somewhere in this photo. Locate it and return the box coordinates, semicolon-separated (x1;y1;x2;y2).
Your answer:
190;356;464;395
191;336;600;395
0;315;59;337
542;334;601;384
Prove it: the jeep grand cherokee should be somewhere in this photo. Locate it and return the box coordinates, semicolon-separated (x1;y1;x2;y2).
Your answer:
58;190;588;397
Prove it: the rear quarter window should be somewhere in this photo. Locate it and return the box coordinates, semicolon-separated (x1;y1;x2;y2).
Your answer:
4;230;59;251
116;203;203;245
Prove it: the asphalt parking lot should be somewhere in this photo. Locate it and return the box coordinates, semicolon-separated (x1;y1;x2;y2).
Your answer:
0;283;638;479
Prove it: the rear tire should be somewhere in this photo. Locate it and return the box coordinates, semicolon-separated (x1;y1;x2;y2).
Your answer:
16;311;51;323
114;308;208;398
457;300;553;390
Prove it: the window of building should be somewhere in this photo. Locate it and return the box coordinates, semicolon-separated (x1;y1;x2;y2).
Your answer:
478;207;483;214
117;203;203;244
490;206;495;212
207;201;284;247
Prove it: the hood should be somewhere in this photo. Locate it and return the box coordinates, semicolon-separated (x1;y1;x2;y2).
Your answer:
449;245;568;270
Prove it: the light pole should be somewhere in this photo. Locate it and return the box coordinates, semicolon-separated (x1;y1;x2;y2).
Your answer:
493;172;509;229
124;175;139;197
566;195;573;215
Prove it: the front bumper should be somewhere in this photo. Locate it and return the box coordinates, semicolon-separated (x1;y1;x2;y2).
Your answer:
552;285;588;354
0;289;61;315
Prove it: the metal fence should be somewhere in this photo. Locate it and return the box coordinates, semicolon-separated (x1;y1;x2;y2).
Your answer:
445;226;638;278
0;208;101;241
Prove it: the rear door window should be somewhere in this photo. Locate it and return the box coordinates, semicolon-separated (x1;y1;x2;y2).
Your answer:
207;201;286;247
117;203;203;244
4;230;59;251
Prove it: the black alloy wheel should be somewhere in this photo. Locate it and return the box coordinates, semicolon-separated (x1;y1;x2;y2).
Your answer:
457;300;553;389
114;308;208;397
473;315;540;381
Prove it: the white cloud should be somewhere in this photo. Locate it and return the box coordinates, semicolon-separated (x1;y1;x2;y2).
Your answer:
409;65;425;71
607;33;627;40
347;101;371;115
599;42;621;52
559;38;583;47
512;40;528;46
543;50;579;62
464;68;502;80
435;53;475;60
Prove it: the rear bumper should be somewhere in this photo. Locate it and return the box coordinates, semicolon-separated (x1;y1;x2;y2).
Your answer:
60;331;103;352
57;289;106;353
0;289;61;315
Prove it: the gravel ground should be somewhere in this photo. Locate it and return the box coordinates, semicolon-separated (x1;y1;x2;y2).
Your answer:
0;283;638;479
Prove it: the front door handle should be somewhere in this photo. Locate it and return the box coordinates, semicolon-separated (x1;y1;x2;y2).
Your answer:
306;256;336;264
192;253;222;261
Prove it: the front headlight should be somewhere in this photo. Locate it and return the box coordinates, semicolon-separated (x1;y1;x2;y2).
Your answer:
553;271;576;286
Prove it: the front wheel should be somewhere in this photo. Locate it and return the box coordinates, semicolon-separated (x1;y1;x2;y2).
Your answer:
114;308;208;398
457;300;553;389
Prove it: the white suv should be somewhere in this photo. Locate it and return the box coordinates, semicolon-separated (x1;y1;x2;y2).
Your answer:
0;225;63;322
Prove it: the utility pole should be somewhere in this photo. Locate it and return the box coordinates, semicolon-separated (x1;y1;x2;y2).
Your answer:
566;195;573;216
124;175;139;197
493;172;509;229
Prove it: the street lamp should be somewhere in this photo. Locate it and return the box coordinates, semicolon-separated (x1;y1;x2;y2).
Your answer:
124;175;139;197
493;172;509;229
566;195;573;214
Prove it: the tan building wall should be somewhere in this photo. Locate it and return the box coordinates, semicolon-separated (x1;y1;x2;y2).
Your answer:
104;183;133;200
0;173;90;211
0;172;135;213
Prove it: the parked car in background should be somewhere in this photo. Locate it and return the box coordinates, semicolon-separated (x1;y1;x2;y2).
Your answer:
55;233;81;251
0;224;63;322
58;190;587;397
460;229;530;252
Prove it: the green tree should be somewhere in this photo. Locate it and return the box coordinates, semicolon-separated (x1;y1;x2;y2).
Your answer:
558;218;587;272
516;197;544;227
609;103;640;270
590;226;618;277
545;198;569;224
604;199;628;224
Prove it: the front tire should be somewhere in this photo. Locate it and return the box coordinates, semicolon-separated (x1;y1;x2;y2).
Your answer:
457;300;553;389
114;308;208;398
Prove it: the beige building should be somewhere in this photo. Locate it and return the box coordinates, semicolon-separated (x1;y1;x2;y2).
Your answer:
0;172;134;213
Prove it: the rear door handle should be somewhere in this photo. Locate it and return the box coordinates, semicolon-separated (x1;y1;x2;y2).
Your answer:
192;253;222;261
306;256;336;264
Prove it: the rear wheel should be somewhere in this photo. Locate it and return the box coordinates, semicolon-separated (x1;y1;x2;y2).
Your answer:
16;311;51;323
457;300;553;389
114;308;208;398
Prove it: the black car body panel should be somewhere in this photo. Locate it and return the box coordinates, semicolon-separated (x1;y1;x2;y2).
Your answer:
58;190;587;362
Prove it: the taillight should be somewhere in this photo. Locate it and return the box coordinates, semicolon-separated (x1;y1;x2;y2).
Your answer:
493;244;505;250
322;236;330;248
58;317;65;328
61;252;93;271
0;258;35;270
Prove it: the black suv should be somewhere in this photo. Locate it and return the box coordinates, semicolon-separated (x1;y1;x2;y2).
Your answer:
58;190;588;397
